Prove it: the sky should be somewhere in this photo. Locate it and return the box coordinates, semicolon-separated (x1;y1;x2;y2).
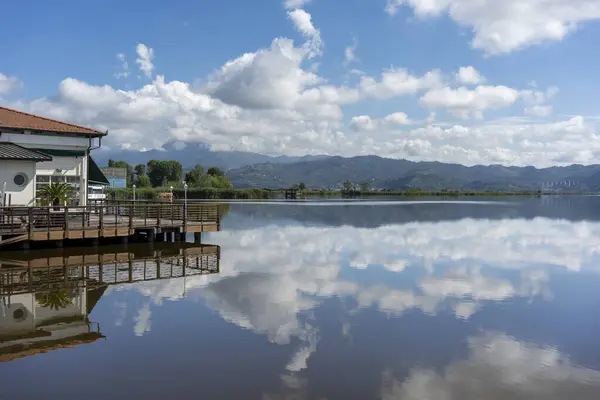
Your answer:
1;0;600;167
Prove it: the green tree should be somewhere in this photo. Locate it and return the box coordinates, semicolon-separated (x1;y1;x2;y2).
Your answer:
342;180;354;193
134;164;146;177
135;175;151;188
298;182;306;190
37;182;74;208
147;160;183;187
185;165;205;186
207;167;224;177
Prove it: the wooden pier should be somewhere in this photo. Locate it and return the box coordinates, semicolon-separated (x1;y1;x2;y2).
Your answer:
0;243;221;297
0;242;220;362
0;202;221;247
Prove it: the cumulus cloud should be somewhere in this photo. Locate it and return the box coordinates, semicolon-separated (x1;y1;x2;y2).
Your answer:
349;112;413;132
287;9;323;58
359;68;442;100
349;115;377;132
420;85;520;119
382;333;600;399
384;112;411;125
385;0;600;55
456;66;485;85
0;72;23;95
136;43;155;78
0;9;594;167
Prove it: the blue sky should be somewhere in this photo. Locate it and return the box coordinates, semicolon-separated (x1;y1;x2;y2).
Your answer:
1;0;600;166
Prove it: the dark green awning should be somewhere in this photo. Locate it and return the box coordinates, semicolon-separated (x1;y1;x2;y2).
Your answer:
31;148;86;157
88;156;110;185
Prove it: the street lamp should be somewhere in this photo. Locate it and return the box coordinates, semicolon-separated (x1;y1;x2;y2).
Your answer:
132;184;136;202
183;182;188;218
170;185;174;202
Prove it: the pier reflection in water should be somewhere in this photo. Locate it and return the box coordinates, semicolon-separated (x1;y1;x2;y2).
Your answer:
0;243;220;363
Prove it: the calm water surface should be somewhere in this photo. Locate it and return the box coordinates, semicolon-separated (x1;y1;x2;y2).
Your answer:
2;196;600;399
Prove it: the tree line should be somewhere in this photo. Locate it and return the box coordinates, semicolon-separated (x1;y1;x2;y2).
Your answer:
107;160;232;189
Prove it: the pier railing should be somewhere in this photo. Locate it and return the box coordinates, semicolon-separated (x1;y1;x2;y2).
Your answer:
0;203;220;237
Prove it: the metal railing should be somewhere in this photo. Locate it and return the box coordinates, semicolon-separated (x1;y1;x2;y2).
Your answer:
0;203;220;236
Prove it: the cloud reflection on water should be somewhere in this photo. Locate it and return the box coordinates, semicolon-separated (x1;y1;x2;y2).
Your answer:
106;216;600;393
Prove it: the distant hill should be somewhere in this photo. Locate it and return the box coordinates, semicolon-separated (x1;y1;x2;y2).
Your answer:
94;141;329;170
226;155;600;191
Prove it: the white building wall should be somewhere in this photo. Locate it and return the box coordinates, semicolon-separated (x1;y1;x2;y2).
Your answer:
3;131;93;205
0;160;36;206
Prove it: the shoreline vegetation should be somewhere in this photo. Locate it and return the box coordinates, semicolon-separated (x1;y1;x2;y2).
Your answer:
102;159;590;201
105;187;590;201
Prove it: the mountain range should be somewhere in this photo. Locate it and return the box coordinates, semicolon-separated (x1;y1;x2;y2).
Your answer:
96;143;600;191
226;155;600;191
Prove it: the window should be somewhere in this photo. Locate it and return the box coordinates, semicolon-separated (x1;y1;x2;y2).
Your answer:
13;173;28;187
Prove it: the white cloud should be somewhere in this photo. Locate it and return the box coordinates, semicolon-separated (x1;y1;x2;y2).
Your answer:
288;9;318;37
136;43;155;78
383;333;600;400
526;105;553;117
349;112;412;132
385;0;600;55
284;0;312;9
420;85;520;119
359;68;442;100
0;72;23;95
349;115;377;132
384;112;411;125
456;66;485;85
287;9;323;58
0;14;594;167
344;38;358;66
114;53;129;79
104;216;600;361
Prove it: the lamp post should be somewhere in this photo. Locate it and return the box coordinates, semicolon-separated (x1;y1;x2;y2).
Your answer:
170;186;174;203
183;182;188;218
132;184;136;202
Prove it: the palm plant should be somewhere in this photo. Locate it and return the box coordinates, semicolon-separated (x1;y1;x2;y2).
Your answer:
37;182;74;209
35;288;74;310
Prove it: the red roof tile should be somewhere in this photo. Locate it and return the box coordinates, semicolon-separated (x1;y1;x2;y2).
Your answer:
0;106;106;136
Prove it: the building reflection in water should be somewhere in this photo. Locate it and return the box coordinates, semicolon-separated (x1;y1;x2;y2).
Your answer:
0;243;220;362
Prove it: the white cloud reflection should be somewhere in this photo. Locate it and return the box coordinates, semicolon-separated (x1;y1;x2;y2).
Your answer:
381;333;600;400
107;217;600;375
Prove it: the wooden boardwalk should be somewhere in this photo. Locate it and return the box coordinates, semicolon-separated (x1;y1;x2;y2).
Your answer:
0;243;220;297
0;203;221;246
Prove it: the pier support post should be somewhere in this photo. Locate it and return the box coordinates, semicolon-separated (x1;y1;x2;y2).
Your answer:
169;232;175;242
148;230;156;242
194;232;201;244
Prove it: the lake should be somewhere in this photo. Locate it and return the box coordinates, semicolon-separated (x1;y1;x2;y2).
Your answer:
2;196;600;399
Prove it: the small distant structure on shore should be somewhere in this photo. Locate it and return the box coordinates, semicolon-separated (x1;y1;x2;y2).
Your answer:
285;188;298;200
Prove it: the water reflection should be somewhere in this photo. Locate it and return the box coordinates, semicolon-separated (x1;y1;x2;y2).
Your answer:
0;243;220;362
2;200;600;398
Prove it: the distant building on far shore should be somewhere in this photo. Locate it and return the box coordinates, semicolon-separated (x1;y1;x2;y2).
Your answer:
100;167;127;188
